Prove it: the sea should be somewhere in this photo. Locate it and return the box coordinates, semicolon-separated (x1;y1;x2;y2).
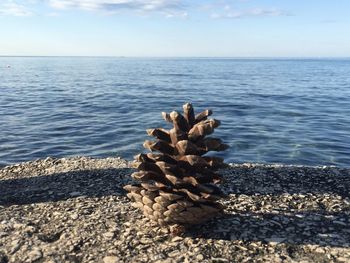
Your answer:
0;57;349;167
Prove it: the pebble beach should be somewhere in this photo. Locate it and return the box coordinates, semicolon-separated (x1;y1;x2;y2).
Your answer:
0;157;349;262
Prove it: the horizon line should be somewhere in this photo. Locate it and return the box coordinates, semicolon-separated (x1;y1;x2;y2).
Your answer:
1;55;350;59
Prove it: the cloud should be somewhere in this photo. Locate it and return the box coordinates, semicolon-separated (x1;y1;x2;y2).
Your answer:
1;0;188;18
48;0;186;16
0;1;33;16
165;11;188;18
0;0;291;19
211;7;291;19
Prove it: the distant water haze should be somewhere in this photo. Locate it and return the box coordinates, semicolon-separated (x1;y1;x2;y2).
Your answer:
0;57;349;167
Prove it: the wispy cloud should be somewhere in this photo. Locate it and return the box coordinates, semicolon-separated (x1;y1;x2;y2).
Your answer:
0;1;33;16
211;7;291;19
48;0;186;16
0;0;291;19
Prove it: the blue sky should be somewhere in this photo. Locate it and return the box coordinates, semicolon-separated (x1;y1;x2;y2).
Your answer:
0;0;349;57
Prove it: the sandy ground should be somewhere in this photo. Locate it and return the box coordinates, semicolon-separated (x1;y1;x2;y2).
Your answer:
0;157;349;263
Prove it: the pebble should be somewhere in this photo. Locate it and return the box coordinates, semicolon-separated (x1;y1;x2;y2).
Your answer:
168;250;180;257
103;256;120;263
315;247;325;253
1;157;350;262
27;248;43;262
265;237;286;245
103;232;115;240
10;240;21;254
70;213;79;220
211;258;229;262
337;257;350;263
193;247;200;253
171;236;183;242
140;238;152;245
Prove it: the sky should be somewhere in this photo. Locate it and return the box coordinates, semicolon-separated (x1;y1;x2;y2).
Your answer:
0;0;349;57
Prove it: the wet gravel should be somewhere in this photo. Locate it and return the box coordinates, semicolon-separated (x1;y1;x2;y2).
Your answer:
0;157;349;262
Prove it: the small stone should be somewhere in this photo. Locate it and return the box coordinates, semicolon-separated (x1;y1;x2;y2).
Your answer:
211;258;229;263
160;228;170;234
265;237;285;245
171;236;183;242
140;238;151;245
103;232;115;240
14;223;26;229
168;250;180;257
194;247;200;252
27;248;43;262
337;257;350;263
70;213;79;220
315;247;325;253
103;256;120;263
10;240;21;254
196;254;204;260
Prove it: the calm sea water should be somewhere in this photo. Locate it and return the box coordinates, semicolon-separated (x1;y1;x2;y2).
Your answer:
0;57;349;167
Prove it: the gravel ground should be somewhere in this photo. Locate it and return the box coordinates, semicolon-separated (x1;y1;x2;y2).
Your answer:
0;157;349;263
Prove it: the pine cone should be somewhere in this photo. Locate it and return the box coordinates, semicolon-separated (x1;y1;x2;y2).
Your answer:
124;103;229;226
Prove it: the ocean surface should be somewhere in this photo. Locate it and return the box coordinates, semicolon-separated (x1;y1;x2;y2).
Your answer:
0;57;349;167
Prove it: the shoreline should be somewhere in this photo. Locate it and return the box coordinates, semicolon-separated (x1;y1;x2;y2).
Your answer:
1;156;349;262
0;155;346;170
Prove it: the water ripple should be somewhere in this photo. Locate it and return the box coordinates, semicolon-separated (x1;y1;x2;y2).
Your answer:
0;57;349;167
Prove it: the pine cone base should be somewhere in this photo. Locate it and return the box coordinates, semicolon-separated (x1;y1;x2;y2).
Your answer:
125;185;224;226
